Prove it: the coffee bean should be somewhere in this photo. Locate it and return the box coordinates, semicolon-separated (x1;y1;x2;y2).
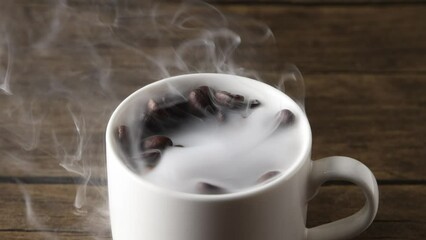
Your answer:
147;99;159;113
116;125;130;155
142;99;190;135
141;149;162;167
188;86;217;116
276;109;295;127
117;125;128;140
115;125;140;170
197;182;226;194
141;113;162;135
214;91;232;105
147;105;169;121
216;110;226;122
141;135;173;150
139;136;173;167
146;98;180;127
249;99;261;109
143;88;255;135
214;91;245;109
165;101;190;119
158;96;189;117
257;171;281;184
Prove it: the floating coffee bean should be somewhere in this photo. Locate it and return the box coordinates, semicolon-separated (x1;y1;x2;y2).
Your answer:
116;125;131;155
142;100;190;136
147;99;159;113
257;171;281;184
141;113;162;136
197;182;226;194
164;101;190;119
117;125;128;141
276;109;295;127
115;125;140;170
214;91;245;109
216;110;226;122
141;135;173;150
188;86;217;116
132;87;267;178
141;149;162;167
139;136;173;167
145;100;171;121
249;99;261;109
214;91;232;104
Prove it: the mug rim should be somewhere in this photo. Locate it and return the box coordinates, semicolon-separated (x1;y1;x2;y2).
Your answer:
106;73;312;201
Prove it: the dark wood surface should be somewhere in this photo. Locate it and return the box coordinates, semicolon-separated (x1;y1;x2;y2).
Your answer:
0;0;425;239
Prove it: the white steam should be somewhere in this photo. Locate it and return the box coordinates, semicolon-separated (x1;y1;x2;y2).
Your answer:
0;32;13;95
0;0;304;239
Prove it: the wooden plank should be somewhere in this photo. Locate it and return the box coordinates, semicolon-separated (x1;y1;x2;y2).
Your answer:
0;231;107;240
0;183;111;235
210;0;426;4
305;73;426;181
12;0;426;6
1;3;425;73
1;73;424;181
218;5;426;73
0;183;424;239
307;184;426;239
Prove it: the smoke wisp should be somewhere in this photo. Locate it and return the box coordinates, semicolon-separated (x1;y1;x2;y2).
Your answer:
0;0;304;239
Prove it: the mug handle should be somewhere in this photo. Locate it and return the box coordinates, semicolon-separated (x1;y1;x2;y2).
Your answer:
306;156;379;240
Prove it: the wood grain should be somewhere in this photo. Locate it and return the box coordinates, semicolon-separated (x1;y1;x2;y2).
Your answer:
305;73;426;181
0;183;110;235
218;5;426;73
15;0;426;6
0;183;424;239
0;232;108;240
210;0;426;4
2;3;425;74
308;184;426;239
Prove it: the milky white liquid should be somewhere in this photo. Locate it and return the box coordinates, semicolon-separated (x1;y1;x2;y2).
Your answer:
136;96;306;194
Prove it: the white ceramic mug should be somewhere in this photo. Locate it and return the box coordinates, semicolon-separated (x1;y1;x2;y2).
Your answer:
106;73;379;240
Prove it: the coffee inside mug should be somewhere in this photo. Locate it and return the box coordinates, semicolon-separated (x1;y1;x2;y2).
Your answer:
108;74;310;195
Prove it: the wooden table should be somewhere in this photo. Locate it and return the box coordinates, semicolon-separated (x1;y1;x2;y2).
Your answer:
0;0;425;239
